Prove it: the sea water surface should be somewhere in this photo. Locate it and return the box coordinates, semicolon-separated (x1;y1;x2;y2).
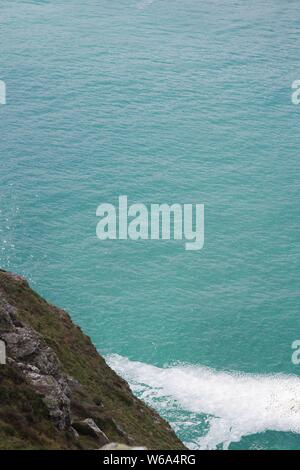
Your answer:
1;0;300;449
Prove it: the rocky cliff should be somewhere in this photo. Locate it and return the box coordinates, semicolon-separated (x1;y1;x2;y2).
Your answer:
0;270;185;450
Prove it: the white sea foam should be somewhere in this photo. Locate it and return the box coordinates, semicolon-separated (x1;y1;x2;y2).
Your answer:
107;354;300;449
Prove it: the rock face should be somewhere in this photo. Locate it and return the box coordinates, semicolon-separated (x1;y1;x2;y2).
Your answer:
72;418;109;446
100;443;147;450
0;270;185;450
0;309;71;430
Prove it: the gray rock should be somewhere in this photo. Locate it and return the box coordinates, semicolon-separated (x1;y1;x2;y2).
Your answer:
0;307;13;330
2;328;41;360
69;426;80;439
100;443;147;450
0;294;71;430
27;373;71;429
0;301;20;330
72;418;109;445
112;418;135;444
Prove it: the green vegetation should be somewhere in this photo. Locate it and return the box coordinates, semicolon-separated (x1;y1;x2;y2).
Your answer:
0;270;185;450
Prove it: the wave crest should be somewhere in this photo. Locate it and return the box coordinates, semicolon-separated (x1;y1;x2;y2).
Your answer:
107;354;300;449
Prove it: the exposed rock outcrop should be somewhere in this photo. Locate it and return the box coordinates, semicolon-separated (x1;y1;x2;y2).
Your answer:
72;418;109;446
0;307;71;430
100;443;147;450
0;270;185;450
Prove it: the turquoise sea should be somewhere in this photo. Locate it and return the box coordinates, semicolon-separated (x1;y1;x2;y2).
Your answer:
1;0;300;449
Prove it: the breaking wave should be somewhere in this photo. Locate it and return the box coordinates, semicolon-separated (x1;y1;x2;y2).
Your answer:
107;354;300;449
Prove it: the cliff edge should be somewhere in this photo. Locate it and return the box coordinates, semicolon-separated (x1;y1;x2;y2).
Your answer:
0;270;185;450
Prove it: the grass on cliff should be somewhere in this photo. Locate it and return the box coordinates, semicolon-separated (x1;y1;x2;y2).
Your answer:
0;271;185;450
0;366;75;450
